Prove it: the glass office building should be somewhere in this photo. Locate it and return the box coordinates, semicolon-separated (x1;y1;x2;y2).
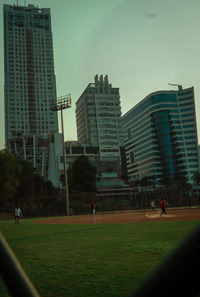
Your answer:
4;4;58;144
122;87;199;183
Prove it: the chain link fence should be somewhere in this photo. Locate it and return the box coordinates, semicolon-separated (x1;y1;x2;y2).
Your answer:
0;188;199;218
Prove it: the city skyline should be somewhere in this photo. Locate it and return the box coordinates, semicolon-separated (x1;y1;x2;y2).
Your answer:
1;0;200;149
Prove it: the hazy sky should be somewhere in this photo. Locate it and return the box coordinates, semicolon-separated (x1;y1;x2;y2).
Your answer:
1;0;200;149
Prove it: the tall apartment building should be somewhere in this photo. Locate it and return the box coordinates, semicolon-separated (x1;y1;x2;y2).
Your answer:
4;4;58;144
122;86;199;184
75;75;125;187
76;74;124;159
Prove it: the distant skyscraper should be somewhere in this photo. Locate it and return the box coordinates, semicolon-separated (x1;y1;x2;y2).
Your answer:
76;74;124;161
75;75;125;188
4;4;58;144
122;86;199;183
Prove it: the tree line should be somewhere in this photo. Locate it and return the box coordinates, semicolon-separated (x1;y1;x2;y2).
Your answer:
132;172;200;192
60;155;96;193
0;149;199;211
0;150;57;209
130;172;200;207
0;151;97;210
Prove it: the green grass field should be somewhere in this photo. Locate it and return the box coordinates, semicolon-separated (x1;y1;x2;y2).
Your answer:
0;217;199;297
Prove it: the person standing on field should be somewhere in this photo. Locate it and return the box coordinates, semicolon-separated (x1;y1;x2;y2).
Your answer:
90;200;96;223
150;200;156;210
15;207;22;224
160;199;167;216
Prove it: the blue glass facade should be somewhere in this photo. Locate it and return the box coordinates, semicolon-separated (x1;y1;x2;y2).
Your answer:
122;87;199;183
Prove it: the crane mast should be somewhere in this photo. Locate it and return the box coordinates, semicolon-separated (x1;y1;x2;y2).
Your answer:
168;83;183;91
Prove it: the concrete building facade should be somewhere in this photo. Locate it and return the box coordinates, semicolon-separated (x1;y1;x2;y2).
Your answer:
4;4;61;187
75;75;125;187
4;4;58;144
76;75;124;161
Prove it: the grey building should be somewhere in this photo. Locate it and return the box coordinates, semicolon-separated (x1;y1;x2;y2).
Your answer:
4;4;58;144
75;75;125;187
122;86;199;184
76;75;124;160
65;141;125;188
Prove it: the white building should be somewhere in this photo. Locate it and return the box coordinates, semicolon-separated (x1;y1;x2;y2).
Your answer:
76;75;124;160
75;75;125;187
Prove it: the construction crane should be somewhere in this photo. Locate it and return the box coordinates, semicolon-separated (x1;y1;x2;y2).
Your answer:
168;83;183;91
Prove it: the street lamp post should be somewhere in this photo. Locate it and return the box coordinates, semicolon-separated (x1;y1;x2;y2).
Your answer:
50;94;71;216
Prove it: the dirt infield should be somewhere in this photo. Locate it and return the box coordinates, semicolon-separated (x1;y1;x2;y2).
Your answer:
35;208;200;224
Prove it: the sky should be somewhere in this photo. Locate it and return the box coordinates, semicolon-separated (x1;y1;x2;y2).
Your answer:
0;0;200;149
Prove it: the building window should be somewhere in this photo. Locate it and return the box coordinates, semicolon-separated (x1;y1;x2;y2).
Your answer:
130;151;135;164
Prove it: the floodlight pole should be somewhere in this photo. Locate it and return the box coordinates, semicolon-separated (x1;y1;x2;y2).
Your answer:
50;94;71;216
60;107;69;216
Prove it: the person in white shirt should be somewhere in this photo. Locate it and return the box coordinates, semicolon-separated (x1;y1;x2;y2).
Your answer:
150;200;156;211
15;207;22;224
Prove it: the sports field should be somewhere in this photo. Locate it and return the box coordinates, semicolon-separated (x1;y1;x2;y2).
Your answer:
0;208;199;297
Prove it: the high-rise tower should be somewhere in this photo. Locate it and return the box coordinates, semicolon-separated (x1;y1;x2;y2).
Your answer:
75;75;125;188
4;4;58;144
76;74;124;161
122;86;199;183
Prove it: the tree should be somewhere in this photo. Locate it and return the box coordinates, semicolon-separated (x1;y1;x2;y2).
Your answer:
173;173;191;205
0;150;57;209
160;175;173;190
15;157;35;200
131;179;140;191
60;173;65;191
68;156;96;192
193;171;200;185
192;171;200;198
173;173;188;190
0;151;20;206
44;180;57;196
121;171;128;184
139;176;149;188
159;175;174;200
33;174;45;195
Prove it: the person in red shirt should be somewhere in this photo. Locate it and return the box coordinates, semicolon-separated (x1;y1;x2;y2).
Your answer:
160;199;167;215
90;200;96;223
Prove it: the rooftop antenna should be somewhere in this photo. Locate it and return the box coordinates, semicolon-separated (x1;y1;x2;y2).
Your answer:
168;83;183;91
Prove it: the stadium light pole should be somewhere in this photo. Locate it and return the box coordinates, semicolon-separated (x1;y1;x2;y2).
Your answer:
50;94;72;216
